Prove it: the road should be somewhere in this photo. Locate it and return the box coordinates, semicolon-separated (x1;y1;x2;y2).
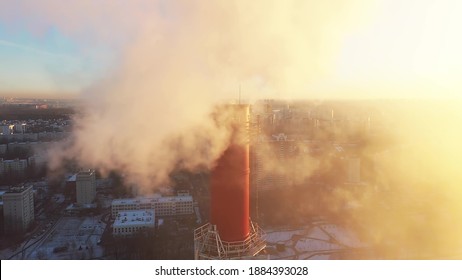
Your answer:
7;215;63;260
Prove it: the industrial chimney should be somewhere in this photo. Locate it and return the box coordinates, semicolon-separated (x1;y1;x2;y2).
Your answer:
194;104;265;259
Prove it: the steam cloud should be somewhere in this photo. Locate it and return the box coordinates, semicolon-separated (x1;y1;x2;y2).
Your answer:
279;102;462;259
43;0;365;190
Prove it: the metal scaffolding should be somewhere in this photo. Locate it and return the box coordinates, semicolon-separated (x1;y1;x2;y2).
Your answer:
194;219;266;260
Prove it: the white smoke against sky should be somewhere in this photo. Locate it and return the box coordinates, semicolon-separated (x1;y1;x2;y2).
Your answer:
34;0;367;191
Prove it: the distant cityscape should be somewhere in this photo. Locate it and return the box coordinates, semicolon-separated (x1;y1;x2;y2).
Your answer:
0;97;459;260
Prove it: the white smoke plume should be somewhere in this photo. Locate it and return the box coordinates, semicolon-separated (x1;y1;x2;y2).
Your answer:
35;0;366;191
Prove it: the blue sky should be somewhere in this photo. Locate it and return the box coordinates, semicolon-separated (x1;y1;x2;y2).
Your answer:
0;24;112;95
0;0;157;97
1;0;462;99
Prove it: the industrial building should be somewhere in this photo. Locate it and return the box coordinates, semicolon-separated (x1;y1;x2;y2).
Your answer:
111;194;193;218
112;210;155;237
194;104;265;260
76;170;96;205
2;185;34;234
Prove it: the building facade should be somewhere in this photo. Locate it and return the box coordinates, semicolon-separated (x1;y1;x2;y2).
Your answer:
111;194;193;218
76;170;96;205
3;186;34;234
0;158;28;176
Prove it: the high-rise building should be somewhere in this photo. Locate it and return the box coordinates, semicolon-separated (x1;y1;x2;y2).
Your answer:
76;170;96;205
3;186;34;234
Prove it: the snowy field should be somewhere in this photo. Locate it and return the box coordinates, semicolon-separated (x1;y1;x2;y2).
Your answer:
264;222;365;260
27;216;106;260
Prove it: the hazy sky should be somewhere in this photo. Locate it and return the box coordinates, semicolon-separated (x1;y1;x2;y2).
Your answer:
1;0;462;98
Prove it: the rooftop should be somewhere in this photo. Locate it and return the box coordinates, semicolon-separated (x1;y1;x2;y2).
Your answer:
113;210;155;227
1;158;27;163
5;185;32;194
77;170;94;176
67;174;77;182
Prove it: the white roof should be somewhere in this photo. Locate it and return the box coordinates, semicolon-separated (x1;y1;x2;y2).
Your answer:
113;210;155;227
67;174;77;182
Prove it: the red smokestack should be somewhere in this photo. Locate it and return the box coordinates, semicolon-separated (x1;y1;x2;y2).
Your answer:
210;105;250;242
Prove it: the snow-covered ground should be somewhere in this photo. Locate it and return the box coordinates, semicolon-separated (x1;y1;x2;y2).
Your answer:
27;216;106;260
264;221;366;260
